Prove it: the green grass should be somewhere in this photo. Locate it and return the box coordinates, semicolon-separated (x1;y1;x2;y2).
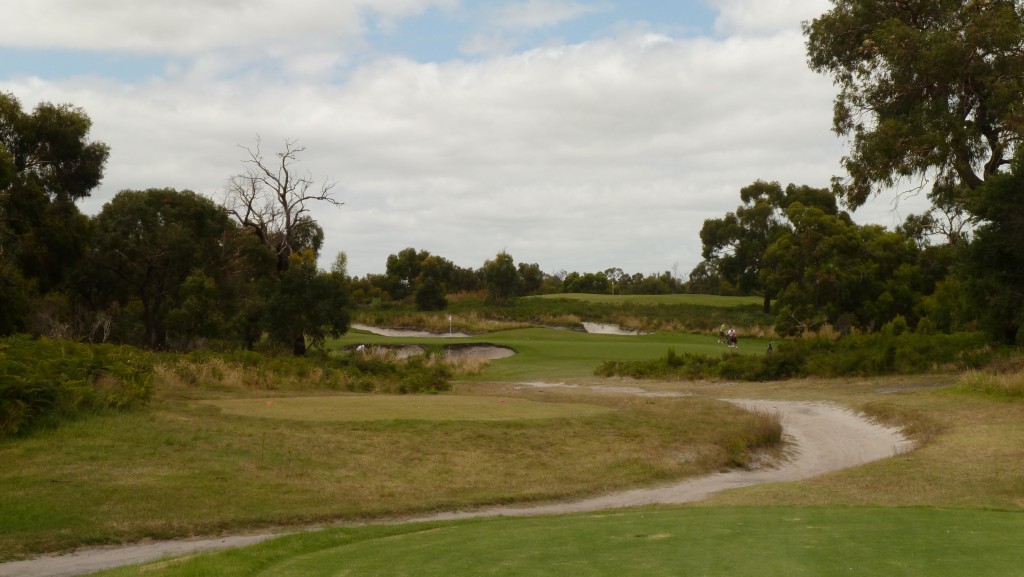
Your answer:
96;507;1024;577
333;326;770;382
200;395;613;422
531;293;764;307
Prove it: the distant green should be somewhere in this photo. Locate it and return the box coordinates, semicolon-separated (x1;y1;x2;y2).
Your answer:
332;327;769;381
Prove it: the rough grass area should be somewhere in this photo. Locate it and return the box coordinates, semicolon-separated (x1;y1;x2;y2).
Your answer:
956;368;1024;399
200;395;613;422
94;507;1024;577
0;387;769;561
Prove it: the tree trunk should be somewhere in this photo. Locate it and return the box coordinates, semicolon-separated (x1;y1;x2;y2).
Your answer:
292;332;307;356
762;293;771;315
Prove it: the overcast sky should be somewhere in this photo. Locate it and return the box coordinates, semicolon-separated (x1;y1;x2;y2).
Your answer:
0;0;931;278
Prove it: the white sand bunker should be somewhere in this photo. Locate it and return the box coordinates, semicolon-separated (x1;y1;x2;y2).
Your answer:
352;323;471;338
445;345;516;361
582;322;642;335
352;343;515;362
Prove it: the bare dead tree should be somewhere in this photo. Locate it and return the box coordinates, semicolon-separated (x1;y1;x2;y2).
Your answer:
223;136;342;273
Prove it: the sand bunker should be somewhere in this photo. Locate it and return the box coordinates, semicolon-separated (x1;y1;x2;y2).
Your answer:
351;343;515;361
581;322;642;335
445;345;515;361
352;323;471;338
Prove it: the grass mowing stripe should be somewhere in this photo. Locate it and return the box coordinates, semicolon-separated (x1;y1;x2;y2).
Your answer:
97;507;1024;577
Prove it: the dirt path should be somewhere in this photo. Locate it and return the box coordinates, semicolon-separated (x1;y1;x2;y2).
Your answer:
0;399;911;577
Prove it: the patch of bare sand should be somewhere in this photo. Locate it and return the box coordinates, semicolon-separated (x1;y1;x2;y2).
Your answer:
352;323;471;338
0;394;910;577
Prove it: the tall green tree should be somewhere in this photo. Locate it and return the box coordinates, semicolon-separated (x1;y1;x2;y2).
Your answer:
483;251;520;305
87;189;232;349
805;0;1024;206
414;255;449;311
763;203;923;335
0;92;109;296
385;247;432;301
961;152;1024;343
695;180;837;313
263;250;350;355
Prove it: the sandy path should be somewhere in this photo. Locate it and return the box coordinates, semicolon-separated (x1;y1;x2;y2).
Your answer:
0;399;910;577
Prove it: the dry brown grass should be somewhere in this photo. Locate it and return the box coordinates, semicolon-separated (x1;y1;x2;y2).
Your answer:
0;381;777;559
694;375;1024;510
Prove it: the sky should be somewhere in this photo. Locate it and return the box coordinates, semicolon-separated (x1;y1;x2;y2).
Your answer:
0;0;932;278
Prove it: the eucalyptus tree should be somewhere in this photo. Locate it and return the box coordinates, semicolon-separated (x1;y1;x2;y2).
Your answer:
263;249;350;355
222;137;339;274
0;92;109;295
483;251;520;305
88;188;233;349
961;152;1024;343
763;203;922;335
696;181;837;313
805;0;1024;206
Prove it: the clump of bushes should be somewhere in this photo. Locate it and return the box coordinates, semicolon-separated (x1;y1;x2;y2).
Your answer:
0;336;153;438
155;347;452;396
596;330;999;382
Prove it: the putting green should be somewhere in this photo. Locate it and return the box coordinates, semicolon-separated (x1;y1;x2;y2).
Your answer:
199;395;612;422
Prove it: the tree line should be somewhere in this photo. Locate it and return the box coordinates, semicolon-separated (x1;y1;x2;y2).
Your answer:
0;94;348;355
2;0;1023;349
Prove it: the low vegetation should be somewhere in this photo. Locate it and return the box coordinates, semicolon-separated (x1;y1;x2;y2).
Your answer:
0;336;784;561
0;336;152;438
597;330;999;381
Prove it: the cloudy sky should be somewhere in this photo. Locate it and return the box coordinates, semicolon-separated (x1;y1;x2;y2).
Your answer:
0;0;930;278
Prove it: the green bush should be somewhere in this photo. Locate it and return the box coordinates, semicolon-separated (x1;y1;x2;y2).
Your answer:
0;336;153;438
596;332;1001;382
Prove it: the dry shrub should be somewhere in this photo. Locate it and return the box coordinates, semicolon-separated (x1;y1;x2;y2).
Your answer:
717;409;784;469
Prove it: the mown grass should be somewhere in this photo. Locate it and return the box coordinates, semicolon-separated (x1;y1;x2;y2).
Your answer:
94;507;1024;577
334;326;770;382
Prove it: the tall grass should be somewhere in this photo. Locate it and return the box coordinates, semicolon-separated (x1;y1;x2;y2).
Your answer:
956;369;1024;399
717;409;783;468
154;348;454;397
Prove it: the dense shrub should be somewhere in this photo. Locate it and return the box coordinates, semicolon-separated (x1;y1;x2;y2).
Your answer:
597;332;1000;382
0;336;153;438
156;347;453;395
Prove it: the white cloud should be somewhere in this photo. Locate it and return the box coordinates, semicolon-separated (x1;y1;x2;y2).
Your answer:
1;0;910;278
0;0;454;55
491;0;612;29
708;0;831;35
